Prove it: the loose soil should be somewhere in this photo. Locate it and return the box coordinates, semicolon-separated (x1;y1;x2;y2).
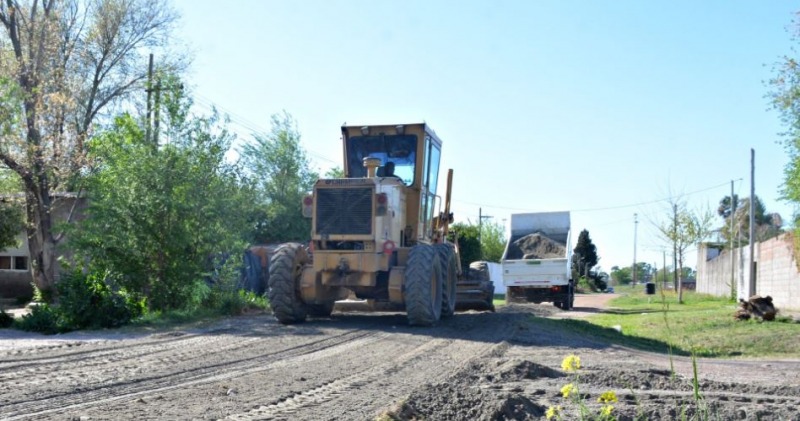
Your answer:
0;296;798;420
505;233;566;260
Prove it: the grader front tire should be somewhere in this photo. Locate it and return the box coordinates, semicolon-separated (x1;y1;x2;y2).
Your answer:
268;243;309;324
405;244;442;326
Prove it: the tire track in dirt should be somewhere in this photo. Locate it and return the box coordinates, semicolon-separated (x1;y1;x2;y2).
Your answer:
0;334;265;384
221;314;519;421
1;328;388;420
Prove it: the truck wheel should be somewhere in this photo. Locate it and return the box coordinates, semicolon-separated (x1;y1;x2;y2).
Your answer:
268;243;309;324
307;301;335;318
484;281;496;312
564;284;575;310
405;244;442;326
435;243;457;318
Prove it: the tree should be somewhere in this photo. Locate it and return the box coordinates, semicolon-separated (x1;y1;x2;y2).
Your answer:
240;112;318;244
572;229;599;277
0;197;22;251
610;266;632;285
324;166;344;179
479;220;506;263
449;222;480;271
0;0;182;294
0;167;22;251
70;87;254;311
656;198;714;303
771;24;800;211
717;194;782;246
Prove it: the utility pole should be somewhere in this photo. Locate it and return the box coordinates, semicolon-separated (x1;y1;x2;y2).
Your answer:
154;78;162;144
632;213;638;286
730;179;736;301
672;203;678;290
146;53;154;145
478;207;492;245
749;149;756;297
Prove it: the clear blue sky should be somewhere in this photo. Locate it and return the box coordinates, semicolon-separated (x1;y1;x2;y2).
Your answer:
173;0;798;271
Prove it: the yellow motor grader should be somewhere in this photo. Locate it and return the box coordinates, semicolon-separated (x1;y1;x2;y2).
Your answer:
267;123;490;326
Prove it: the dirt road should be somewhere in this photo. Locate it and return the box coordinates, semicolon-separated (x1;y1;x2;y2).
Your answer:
1;297;798;420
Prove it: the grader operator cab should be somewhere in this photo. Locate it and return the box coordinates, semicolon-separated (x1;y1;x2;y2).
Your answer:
268;123;487;326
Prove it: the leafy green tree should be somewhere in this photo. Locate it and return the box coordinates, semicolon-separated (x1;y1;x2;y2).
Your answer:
71;87;254;311
241;112;318;243
610;266;632;285
449;222;481;271
656;198;713;303
0;198;22;251
324;166;345;179
771;28;800;211
480;220;506;263
572;229;599;277
0;0;183;294
717;194;782;245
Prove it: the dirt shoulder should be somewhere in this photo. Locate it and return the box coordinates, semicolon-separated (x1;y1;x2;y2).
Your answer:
0;298;798;420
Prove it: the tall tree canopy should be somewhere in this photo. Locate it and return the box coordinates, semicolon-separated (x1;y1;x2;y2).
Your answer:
70;84;254;311
240;112;318;243
0;0;183;292
572;229;599;277
717;194;782;245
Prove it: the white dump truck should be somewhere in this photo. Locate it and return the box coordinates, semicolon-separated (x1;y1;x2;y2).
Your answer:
502;211;574;310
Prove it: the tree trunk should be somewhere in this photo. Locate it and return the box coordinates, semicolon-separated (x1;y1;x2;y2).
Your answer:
26;183;59;296
677;256;684;304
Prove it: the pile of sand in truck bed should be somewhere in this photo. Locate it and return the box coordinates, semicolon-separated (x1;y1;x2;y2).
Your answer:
505;232;566;260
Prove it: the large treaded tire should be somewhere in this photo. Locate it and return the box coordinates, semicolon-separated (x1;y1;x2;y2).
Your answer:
563;283;575;311
435;243;457;318
405;244;442;326
268;243;309;324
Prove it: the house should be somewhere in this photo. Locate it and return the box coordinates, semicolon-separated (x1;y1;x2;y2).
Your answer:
0;193;86;299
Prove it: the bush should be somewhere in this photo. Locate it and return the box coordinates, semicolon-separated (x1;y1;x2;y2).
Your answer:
56;270;146;329
16;304;66;334
204;259;268;315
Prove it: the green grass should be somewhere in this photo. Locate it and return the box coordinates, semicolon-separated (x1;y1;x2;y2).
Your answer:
586;287;800;358
493;294;505;307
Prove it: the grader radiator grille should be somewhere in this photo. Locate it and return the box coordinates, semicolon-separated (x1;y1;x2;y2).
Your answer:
315;187;373;235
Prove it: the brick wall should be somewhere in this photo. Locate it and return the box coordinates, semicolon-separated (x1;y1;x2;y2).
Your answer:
697;233;800;312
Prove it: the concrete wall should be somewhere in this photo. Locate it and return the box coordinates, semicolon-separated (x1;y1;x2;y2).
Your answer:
697;233;800;312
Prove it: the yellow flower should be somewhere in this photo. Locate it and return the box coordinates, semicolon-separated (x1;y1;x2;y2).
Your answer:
600;404;614;417
598;390;618;403
560;383;575;398
561;354;581;372
545;405;562;420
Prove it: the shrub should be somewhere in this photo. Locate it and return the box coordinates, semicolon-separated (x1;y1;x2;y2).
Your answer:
16;304;66;334
56;270;146;329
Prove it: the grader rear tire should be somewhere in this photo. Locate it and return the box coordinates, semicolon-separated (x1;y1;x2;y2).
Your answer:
405;244;442;326
435;243;457;318
268;243;309;324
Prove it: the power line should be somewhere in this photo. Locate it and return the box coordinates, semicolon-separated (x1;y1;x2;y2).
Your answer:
192;94;339;165
451;180;741;214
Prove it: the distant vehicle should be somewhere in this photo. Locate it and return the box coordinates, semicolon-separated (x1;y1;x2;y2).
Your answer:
502;211;574;310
